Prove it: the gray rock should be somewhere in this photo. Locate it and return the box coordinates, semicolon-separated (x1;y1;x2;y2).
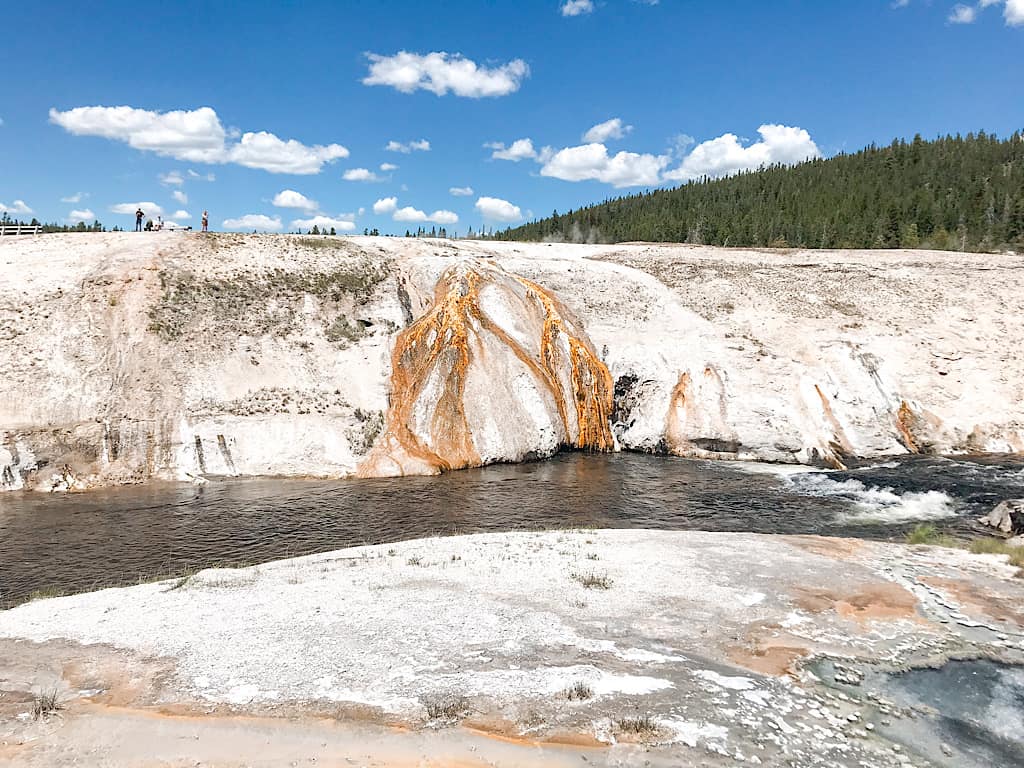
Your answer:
978;499;1024;534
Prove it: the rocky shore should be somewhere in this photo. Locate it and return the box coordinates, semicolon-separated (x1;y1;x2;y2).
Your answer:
2;530;1024;766
2;233;1022;491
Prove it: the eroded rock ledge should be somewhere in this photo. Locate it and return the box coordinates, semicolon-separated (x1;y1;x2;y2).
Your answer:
1;233;1022;490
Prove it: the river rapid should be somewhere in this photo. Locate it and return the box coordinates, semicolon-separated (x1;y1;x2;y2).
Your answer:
1;452;1022;607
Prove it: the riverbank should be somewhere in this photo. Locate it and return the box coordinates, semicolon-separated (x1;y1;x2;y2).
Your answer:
2;233;1022;492
3;529;1024;766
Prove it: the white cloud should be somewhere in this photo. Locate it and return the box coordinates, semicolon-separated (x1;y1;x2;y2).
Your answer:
49;105;348;175
380;162;399;171
475;196;522;222
171;210;191;220
385;139;430;153
67;208;95;223
949;4;977;22
540;143;668;187
583;118;633;143
0;117;4;126
61;192;86;203
172;189;188;204
663;124;820;182
222;214;282;231
159;171;185;186
1007;0;1024;25
561;0;594;16
0;200;33;215
343;168;383;182
393;206;459;225
272;189;319;210
110;201;163;217
449;186;474;196
363;51;529;98
487;138;537;161
290;215;357;232
373;196;398;214
188;169;216;181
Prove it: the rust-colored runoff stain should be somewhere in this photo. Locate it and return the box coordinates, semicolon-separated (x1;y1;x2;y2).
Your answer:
919;576;1024;627
783;535;866;561
358;261;613;477
895;400;921;454
727;642;810;677
792;581;925;625
813;384;852;469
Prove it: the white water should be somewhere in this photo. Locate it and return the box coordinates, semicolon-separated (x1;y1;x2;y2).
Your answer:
785;473;958;524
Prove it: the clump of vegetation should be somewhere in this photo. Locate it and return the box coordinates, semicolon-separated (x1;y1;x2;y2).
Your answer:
324;315;367;345
905;524;958;547
424;695;470;720
406;555;423;566
32;689;63;719
571;572;613;590
969;538;1024;569
295;237;348;249
27;586;67;602
564;680;593;701
616;715;659;736
147;262;388;341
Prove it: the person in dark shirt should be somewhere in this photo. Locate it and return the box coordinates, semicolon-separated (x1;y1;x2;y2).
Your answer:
135;208;144;232
201;210;209;232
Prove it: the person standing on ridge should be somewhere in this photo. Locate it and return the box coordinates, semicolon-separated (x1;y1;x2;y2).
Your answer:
201;210;208;232
135;207;144;232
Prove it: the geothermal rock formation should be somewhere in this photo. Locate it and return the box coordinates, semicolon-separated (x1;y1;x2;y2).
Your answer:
358;260;613;477
1;232;1022;491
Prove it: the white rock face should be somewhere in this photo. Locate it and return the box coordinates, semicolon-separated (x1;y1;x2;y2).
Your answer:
1;232;1022;490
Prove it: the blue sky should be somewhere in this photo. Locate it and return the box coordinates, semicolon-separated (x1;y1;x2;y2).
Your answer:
1;0;1021;233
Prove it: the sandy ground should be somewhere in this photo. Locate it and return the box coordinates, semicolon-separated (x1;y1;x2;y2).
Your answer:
2;529;1024;766
2;233;1022;492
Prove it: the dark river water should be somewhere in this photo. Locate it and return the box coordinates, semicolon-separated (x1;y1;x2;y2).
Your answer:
1;452;1022;607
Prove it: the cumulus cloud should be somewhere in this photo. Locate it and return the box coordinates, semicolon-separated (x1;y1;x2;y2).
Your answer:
385;139;430;153
449;186;474;196
583;118;633;143
272;189;319;210
0;199;33;215
343;168;383;182
159;171;185;186
373;196;398;214
110;201;164;217
540;144;668;187
475;196;522;222
172;189;188;204
1006;0;1024;24
561;0;594;16
487;138;537;161
363;51;529;98
222;214;282;231
49;105;348;175
171;210;191;220
393;206;458;225
379;162;398;171
61;192;86;203
290;215;357;232
67;208;95;223
949;3;977;22
663;124;820;182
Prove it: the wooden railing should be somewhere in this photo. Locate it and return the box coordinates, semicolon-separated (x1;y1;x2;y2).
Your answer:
0;224;41;236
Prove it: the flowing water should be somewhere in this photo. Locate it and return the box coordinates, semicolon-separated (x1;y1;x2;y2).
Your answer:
1;452;1022;608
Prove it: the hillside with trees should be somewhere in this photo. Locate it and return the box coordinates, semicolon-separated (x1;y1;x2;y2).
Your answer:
493;132;1024;252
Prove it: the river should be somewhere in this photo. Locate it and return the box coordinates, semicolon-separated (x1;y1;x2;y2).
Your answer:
1;452;1022;607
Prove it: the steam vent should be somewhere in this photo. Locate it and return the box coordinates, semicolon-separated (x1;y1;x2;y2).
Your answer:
359;260;615;477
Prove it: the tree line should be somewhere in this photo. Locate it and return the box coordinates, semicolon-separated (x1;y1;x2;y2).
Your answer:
490;131;1024;251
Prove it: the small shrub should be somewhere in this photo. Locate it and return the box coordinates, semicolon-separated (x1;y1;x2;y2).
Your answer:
564;681;593;701
425;695;470;720
32;689;62;719
585;552;599;561
970;538;1024;568
905;524;957;547
406;556;422;566
572;572;613;590
616;715;659;735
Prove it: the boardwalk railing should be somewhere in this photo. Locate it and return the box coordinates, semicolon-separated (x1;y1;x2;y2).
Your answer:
0;224;41;236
